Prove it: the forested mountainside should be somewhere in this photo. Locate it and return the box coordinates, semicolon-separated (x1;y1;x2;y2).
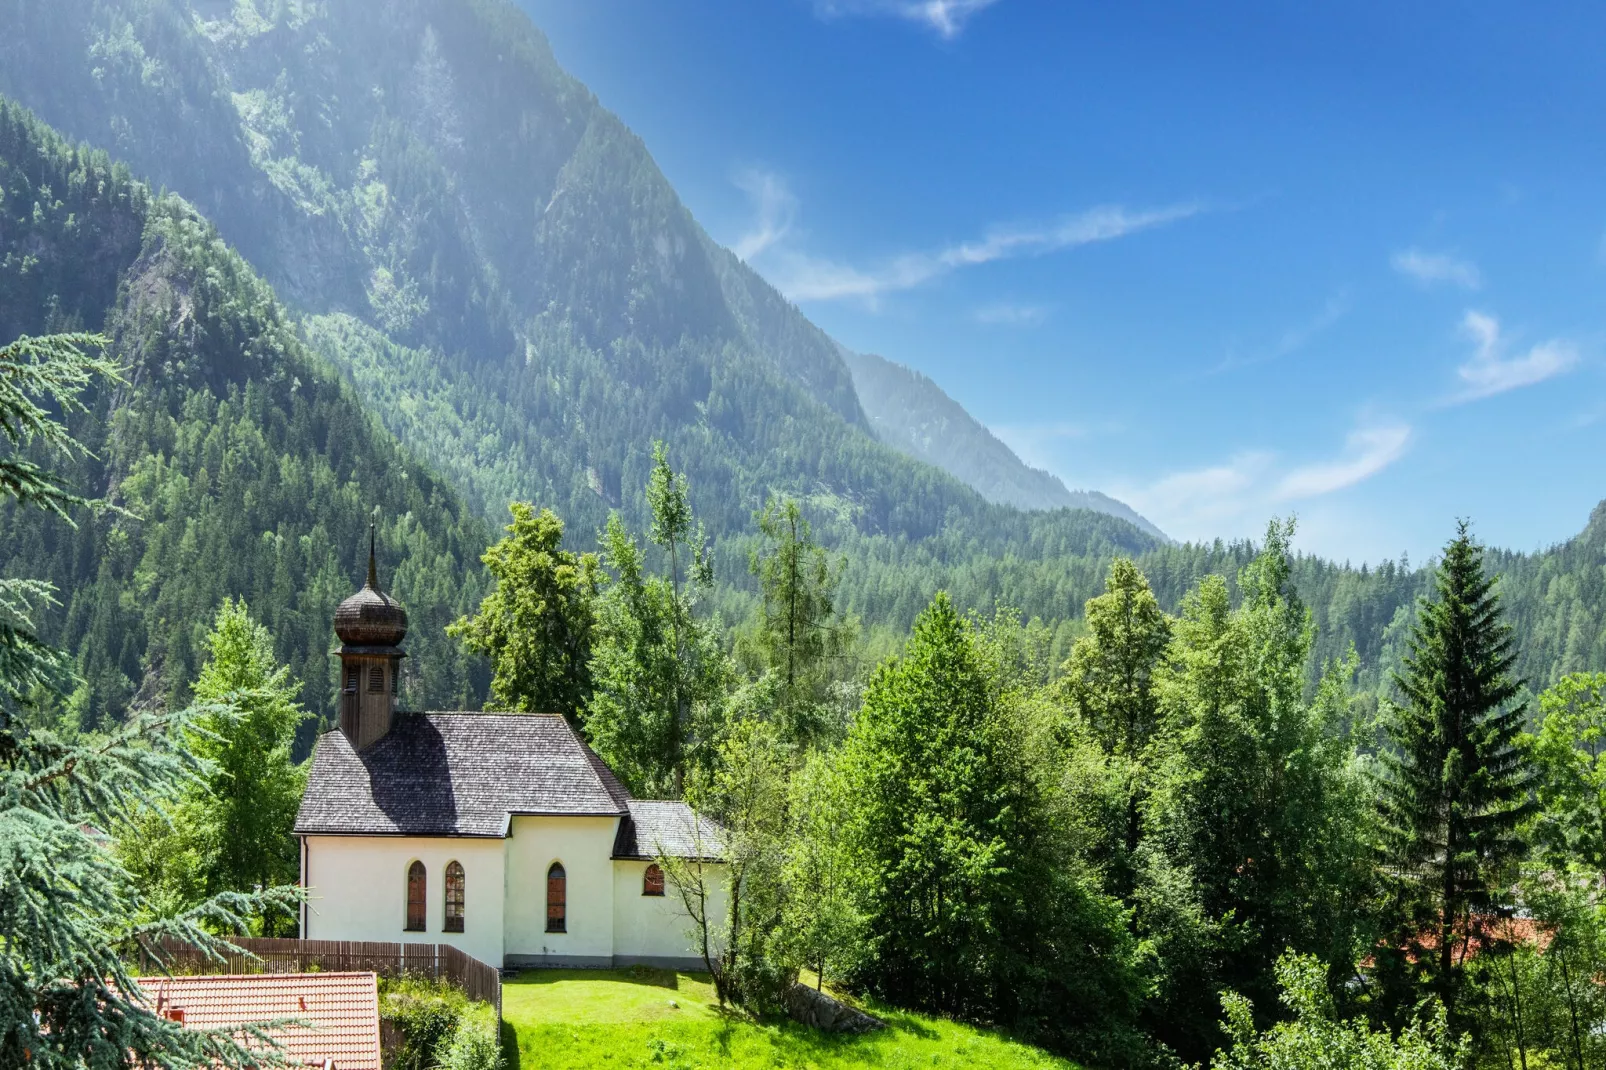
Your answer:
0;0;1600;733
842;347;1167;537
0;100;489;744
0;0;1154;554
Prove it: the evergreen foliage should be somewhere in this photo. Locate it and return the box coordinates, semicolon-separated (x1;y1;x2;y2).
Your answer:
1378;522;1536;1018
448;502;600;720
0;325;301;1067
745;497;851;747
0;97;491;745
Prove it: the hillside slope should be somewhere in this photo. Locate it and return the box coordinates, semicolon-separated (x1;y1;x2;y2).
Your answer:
0;0;1157;559
842;349;1167;538
0;100;489;740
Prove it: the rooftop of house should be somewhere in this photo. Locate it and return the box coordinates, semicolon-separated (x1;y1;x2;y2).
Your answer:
136;971;381;1070
294;712;718;858
612;800;725;862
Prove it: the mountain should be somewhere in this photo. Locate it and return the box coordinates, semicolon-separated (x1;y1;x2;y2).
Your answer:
0;99;490;744
0;0;1157;559
841;349;1167;539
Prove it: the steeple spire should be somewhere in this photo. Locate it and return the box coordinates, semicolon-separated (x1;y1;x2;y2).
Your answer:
367;521;378;590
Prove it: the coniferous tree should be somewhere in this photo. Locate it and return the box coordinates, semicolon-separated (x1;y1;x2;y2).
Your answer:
1058;557;1172;890
1;331;297;1067
1378;522;1535;1019
746;497;850;747
449;502;601;720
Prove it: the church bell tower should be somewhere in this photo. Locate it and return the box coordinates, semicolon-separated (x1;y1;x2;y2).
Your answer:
333;524;408;749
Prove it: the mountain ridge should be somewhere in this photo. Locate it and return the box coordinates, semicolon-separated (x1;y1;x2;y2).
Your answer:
840;348;1168;539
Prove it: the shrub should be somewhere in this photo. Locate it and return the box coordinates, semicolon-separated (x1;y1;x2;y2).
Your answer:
439;1001;503;1070
380;976;474;1070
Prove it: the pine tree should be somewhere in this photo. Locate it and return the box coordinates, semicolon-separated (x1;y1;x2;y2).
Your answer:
747;497;849;747
1378;521;1535;1017
1;332;298;1067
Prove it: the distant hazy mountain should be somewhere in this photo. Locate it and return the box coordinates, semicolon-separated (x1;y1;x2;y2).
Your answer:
842;350;1168;541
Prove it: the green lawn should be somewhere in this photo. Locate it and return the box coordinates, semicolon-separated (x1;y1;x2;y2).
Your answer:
499;968;1077;1070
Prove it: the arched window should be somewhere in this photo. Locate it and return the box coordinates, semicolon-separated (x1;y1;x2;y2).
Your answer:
368;666;385;692
405;861;426;932
545;862;566;933
642;864;665;897
444;861;465;933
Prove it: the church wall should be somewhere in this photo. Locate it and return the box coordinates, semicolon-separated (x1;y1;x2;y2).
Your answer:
302;835;506;967
610;860;730;970
503;815;619;967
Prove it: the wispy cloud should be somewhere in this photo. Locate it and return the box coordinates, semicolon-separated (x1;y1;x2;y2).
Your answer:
1110;418;1412;544
732;169;797;261
1392;248;1482;290
733;175;1202;306
973;302;1050;326
1273;423;1412;499
812;0;1003;38
1451;310;1578;403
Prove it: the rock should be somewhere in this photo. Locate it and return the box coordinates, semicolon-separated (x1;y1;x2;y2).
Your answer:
784;983;885;1034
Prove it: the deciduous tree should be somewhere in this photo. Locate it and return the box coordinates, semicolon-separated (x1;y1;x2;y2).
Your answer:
449;502;601;720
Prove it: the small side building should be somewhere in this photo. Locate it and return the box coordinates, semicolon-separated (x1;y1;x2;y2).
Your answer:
294;533;727;970
138;972;381;1070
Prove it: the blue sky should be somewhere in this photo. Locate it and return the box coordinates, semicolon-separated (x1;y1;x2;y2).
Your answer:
521;0;1605;563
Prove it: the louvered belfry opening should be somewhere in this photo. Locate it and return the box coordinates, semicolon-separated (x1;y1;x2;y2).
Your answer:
546;863;567;933
334;522;408;750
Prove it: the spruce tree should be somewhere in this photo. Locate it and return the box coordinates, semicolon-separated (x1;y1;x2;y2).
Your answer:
747;497;849;747
1;332;298;1066
1378;521;1535;1017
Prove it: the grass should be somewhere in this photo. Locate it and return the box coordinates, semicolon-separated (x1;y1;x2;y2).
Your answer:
498;968;1077;1070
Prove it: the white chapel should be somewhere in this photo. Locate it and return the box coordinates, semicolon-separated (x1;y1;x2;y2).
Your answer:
294;537;727;969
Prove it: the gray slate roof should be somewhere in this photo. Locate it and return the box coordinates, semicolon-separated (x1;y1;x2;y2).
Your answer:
295;713;629;837
611;800;725;862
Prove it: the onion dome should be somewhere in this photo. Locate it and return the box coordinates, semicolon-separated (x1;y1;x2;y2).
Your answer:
334;525;408;648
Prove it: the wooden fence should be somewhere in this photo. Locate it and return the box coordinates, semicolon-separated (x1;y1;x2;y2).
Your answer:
142;937;501;1017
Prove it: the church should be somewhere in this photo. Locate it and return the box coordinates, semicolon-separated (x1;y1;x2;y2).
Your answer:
294;537;727;970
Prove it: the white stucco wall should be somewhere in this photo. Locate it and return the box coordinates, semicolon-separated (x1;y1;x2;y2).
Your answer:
503;815;619;965
302;835;506;967
611;860;730;966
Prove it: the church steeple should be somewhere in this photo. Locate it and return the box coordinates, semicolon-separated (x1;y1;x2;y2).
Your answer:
333;521;408;749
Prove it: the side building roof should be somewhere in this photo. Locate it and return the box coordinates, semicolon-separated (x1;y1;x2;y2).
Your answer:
612;799;725;862
294;713;627;837
136;972;381;1070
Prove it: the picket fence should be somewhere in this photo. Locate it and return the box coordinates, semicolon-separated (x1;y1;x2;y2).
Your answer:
143;937;501;1017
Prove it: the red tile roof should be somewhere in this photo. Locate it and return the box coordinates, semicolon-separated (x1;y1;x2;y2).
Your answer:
136;972;380;1070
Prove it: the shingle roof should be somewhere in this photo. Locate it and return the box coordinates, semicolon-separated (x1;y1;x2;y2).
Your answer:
295;713;628;837
136;972;380;1070
612;800;726;861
